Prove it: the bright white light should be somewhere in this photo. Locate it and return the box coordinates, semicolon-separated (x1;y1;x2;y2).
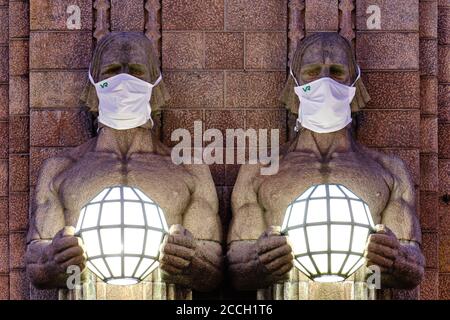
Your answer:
75;186;169;285
315;275;345;283
107;278;139;286
281;184;375;282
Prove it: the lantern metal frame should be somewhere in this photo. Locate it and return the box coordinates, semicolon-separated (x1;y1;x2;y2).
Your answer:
75;185;169;285
281;184;375;282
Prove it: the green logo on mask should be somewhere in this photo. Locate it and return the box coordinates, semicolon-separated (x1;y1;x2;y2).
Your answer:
302;85;311;93
100;82;108;89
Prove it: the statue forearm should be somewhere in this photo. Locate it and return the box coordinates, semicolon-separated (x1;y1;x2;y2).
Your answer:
380;241;425;289
161;240;223;292
227;240;287;290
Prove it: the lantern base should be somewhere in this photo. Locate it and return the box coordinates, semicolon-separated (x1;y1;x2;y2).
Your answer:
106;278;139;286
313;275;345;283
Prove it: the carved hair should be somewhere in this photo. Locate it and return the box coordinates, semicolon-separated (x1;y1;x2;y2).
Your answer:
280;32;370;115
80;32;170;115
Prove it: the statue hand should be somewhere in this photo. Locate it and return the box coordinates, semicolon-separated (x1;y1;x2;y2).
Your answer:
364;224;400;272
159;224;196;276
44;226;87;275
256;226;294;278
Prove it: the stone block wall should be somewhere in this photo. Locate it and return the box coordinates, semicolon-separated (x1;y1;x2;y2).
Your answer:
160;0;288;248
357;0;421;300
438;0;450;300
0;0;448;300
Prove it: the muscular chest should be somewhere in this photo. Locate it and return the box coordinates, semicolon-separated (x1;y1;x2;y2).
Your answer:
56;152;192;226
258;151;392;226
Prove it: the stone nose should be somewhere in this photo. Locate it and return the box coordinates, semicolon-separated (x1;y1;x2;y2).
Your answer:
120;64;130;74
319;67;331;78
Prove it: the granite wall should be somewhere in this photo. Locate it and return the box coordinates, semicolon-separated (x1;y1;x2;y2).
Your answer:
0;0;448;300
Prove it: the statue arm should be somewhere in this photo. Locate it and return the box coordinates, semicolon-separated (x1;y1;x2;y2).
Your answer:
26;157;76;289
161;164;223;292
227;165;290;290
369;156;424;289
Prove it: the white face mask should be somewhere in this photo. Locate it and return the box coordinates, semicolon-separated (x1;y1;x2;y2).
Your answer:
89;71;162;130
290;66;360;133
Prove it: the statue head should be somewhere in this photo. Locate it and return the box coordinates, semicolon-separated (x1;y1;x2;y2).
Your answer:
280;32;370;115
80;32;169;118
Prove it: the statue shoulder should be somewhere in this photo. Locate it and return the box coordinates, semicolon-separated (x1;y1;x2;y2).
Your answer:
38;138;97;188
155;141;172;156
64;137;98;160
358;144;413;189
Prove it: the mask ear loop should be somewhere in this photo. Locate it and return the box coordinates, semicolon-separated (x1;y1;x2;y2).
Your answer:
289;68;303;132
290;68;300;87
351;65;361;87
148;115;155;129
148;72;163;129
88;67;97;85
87;68;102;135
151;73;163;87
294;120;302;133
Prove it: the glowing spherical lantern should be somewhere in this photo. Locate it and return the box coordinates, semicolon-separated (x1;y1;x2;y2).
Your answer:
75;186;169;285
281;184;375;283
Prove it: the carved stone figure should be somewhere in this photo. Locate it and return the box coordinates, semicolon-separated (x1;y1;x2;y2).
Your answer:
26;32;223;298
227;33;424;300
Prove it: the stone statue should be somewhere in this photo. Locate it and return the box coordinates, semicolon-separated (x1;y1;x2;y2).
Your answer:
227;33;424;299
26;32;223;298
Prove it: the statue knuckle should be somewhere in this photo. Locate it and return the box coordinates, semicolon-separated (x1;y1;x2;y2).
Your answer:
284;244;293;253
160;254;169;263
280;236;288;243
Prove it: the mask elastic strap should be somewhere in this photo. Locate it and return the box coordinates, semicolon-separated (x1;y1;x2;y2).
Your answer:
148;74;162;129
290;67;301;132
294;119;301;132
148;73;161;128
289;68;300;87
88;68;96;85
151;73;163;87
351;65;361;87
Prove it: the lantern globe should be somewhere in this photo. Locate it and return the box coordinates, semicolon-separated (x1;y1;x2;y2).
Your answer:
75;186;169;285
281;184;375;282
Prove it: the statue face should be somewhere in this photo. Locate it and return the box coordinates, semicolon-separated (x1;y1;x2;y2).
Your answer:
98;38;151;82
298;39;351;86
